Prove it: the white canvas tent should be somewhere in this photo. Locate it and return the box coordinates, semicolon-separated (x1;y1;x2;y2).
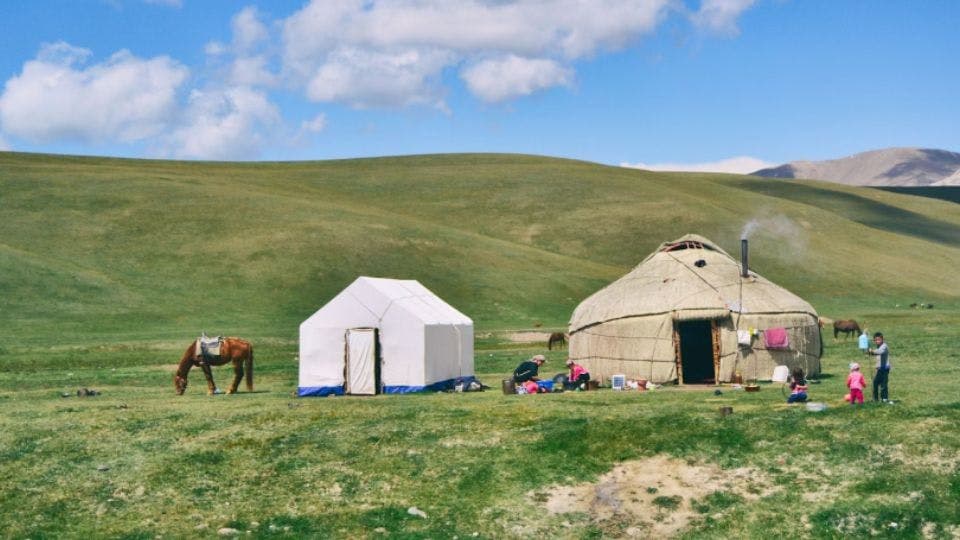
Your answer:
569;234;821;384
298;277;474;396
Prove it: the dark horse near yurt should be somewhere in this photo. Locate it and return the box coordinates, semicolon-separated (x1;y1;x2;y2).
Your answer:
833;320;862;339
548;332;568;350
174;337;254;395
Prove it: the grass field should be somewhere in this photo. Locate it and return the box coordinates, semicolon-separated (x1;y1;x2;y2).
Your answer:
2;152;960;538
2;308;959;538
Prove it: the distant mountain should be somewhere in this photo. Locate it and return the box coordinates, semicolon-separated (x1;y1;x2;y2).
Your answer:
936;167;960;186
751;147;960;187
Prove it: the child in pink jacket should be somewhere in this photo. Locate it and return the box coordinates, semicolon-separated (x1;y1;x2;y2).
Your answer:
846;363;866;405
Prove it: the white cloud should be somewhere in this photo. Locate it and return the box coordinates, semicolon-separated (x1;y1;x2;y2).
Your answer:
161;86;281;160
280;0;684;107
462;55;573;102
621;156;773;174
0;134;10;151
305;47;453;109
229;55;276;87
300;113;327;134
37;41;91;65
206;7;277;88
205;41;228;57
691;0;757;35
282;1;671;62
232;7;269;53
0;42;188;144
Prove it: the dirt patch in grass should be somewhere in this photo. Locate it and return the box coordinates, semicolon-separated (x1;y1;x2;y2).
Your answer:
879;442;960;470
505;332;550;343
541;455;772;537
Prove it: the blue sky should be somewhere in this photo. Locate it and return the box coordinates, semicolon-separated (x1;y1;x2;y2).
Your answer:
0;1;957;172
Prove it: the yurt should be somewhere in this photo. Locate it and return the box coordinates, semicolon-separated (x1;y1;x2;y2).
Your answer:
568;234;821;384
298;277;474;396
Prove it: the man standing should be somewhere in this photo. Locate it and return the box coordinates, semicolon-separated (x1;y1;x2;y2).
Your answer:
867;332;892;402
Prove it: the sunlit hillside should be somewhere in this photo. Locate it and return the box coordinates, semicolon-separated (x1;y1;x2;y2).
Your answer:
2;151;959;345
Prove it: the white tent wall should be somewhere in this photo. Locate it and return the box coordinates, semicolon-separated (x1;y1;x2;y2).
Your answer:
423;323;474;386
298;276;475;396
379;304;426;390
298;291;379;393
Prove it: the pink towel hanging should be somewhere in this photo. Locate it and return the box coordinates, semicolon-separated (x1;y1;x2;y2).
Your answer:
764;327;789;349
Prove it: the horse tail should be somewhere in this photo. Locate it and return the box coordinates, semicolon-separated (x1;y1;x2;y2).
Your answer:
245;344;254;392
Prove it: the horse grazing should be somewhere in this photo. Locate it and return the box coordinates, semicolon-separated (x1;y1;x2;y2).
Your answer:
174;337;254;395
548;332;568;350
833;320;861;339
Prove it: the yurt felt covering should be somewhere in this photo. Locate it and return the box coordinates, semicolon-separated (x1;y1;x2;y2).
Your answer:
568;234;821;384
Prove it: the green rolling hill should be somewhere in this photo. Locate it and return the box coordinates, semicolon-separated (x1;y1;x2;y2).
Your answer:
2;151;959;346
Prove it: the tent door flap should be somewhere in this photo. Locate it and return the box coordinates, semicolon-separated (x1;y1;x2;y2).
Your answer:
345;328;379;395
676;320;719;384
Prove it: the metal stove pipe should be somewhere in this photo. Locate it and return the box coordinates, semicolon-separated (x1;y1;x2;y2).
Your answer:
740;238;749;278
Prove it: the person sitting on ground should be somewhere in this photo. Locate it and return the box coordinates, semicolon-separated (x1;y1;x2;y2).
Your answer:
564;359;591;390
786;367;808;403
513;354;546;384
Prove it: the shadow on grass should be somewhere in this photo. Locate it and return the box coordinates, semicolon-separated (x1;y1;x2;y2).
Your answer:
731;180;960;248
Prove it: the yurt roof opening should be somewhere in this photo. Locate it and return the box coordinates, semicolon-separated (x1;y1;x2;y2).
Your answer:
568;234;821;385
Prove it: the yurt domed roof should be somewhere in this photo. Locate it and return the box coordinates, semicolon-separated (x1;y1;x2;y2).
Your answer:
570;234;817;332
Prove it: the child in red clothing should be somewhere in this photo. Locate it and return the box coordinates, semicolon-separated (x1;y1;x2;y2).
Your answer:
846;363;866;405
563;359;591;390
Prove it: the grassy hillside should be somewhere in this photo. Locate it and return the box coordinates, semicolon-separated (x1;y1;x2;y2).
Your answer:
3;151;960;538
875;186;960;204
2;151;959;346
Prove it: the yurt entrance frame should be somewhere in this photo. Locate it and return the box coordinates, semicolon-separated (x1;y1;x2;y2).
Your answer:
674;319;721;384
344;328;382;395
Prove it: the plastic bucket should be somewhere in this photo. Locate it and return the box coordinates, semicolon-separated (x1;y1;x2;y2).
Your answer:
771;365;790;383
501;379;516;395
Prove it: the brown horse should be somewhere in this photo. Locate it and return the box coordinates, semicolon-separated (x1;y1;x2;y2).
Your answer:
548;332;568;350
833;320;862;339
174;337;254;395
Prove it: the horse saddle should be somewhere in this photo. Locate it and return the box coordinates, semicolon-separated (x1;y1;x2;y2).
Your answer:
196;334;223;362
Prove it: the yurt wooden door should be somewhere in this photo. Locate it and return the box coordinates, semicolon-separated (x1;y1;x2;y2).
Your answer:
675;320;720;384
345;328;380;395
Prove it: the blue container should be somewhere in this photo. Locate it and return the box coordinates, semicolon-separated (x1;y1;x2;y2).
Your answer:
537;380;554;392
